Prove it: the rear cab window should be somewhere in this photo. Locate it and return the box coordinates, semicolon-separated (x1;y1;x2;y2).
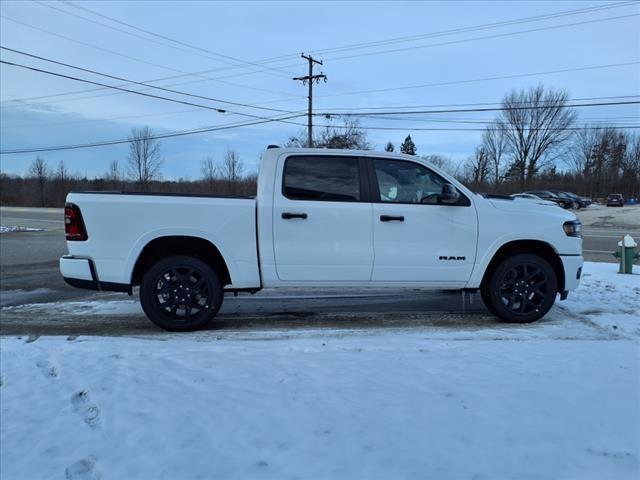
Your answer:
282;155;364;202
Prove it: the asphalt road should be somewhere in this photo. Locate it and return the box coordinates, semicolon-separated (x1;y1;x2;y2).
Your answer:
1;205;637;335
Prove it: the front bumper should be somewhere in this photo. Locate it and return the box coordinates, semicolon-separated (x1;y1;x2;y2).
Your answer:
60;255;131;293
559;254;584;296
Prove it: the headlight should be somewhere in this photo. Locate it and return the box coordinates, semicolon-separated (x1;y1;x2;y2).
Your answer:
563;220;582;237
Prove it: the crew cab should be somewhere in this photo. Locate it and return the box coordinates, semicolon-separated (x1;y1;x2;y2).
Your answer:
61;148;584;331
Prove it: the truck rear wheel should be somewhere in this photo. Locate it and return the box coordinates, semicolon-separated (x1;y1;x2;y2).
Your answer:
482;253;558;324
140;255;224;331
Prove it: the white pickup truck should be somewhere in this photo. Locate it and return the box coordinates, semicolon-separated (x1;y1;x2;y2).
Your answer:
61;147;583;331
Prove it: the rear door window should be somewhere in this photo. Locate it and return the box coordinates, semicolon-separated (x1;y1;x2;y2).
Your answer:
283;156;362;202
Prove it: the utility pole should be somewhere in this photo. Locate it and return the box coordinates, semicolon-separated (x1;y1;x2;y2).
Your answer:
293;53;327;148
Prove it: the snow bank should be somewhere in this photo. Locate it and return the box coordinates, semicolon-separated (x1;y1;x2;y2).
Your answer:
553;261;640;338
1;334;638;480
0;225;44;233
1;262;638;479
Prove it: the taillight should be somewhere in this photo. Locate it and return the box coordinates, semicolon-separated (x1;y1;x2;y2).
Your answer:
65;203;88;241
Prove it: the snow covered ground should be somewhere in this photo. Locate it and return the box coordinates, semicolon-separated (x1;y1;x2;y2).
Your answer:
0;225;44;233
1;262;638;480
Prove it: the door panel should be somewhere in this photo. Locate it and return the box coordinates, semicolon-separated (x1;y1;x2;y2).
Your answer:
372;203;477;282
273;155;374;281
370;158;478;283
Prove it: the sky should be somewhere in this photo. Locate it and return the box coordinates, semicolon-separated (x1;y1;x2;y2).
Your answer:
0;0;639;179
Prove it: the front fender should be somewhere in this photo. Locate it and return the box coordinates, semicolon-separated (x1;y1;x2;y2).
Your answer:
466;232;561;288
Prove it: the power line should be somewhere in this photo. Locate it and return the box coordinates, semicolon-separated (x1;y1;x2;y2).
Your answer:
38;0;295;79
1;108;204;130
324;95;640;111
308;1;636;57
0;15;299;100
317;61;640;98
0;114;306;155
317;100;640;117
319;13;640;63
3;107;638;131
3;120;637;156
3;57;637;130
10;59;635;112
62;0;297;77
6;4;633;109
0;59;307;125
0;69;302;106
0;47;297;114
351;115;640;125
211;1;635;69
4;2;631;107
319;124;640;132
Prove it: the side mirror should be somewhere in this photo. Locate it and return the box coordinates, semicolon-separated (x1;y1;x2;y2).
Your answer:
439;184;460;204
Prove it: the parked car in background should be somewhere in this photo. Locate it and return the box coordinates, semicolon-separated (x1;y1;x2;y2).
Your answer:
525;191;574;209
550;191;582;209
606;193;625;207
510;193;558;207
551;191;589;209
577;194;592;207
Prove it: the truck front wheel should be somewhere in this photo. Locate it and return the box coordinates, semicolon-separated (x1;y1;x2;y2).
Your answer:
483;253;558;323
140;255;224;331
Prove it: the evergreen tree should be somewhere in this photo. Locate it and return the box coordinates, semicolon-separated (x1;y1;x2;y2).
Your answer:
400;135;417;155
384;141;394;152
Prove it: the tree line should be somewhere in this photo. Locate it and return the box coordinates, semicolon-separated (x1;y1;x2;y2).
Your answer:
286;84;639;198
457;85;639;198
0;126;256;207
1;84;638;207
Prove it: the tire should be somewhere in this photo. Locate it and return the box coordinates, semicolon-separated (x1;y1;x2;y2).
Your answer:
482;253;558;323
140;255;224;331
480;284;497;315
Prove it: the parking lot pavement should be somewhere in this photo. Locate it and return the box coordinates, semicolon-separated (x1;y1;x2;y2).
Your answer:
1;205;638;335
0;207;71;296
575;205;640;262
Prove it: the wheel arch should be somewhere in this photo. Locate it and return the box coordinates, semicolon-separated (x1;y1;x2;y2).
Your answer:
480;240;565;293
131;235;232;286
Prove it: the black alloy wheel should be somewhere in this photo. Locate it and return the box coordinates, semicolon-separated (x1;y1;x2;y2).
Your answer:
483;253;558;323
140;255;223;331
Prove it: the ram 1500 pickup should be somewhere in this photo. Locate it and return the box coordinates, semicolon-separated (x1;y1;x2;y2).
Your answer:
61;147;584;331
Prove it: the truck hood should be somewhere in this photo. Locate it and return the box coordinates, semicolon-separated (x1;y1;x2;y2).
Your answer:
486;196;577;222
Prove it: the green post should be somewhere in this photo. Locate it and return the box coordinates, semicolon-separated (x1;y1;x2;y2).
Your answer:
613;235;639;274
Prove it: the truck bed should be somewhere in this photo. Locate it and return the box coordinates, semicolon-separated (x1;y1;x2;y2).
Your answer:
63;192;261;289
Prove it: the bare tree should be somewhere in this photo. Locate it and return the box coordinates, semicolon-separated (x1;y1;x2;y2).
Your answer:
621;131;638;197
464;146;491;185
422;154;460;177
55;160;69;205
569;126;628;196
201;156;218;192
286;118;370;150
568;128;595;174
105;160;123;189
482;122;508;187
220;149;243;193
497;85;577;189
127;126;163;190
29;156;49;207
55;160;68;184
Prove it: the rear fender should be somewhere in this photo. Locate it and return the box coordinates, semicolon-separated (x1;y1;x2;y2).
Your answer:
125;228;236;285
